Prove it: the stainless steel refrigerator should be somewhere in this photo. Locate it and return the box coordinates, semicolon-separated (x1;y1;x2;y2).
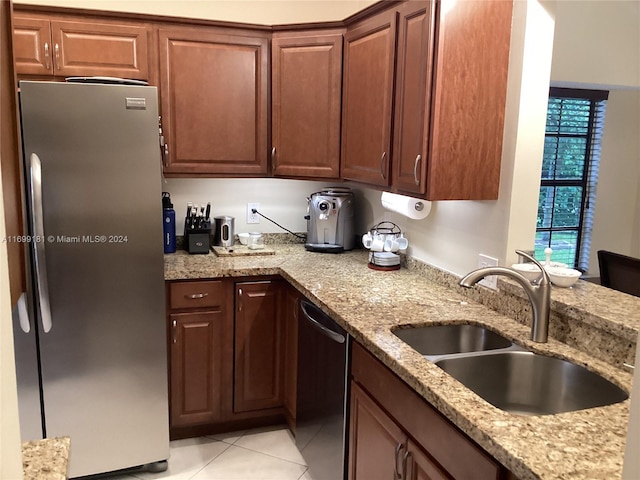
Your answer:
13;80;169;477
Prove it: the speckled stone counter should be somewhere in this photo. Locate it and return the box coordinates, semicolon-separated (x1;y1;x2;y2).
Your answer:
22;437;70;480
165;246;640;480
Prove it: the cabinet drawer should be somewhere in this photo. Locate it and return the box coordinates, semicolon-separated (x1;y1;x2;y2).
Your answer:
169;281;224;310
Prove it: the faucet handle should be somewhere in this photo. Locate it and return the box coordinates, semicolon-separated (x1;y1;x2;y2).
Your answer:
515;250;550;285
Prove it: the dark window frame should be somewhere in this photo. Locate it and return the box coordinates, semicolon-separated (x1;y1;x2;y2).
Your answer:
536;87;608;271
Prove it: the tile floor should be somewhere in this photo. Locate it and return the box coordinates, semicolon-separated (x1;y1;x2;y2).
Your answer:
107;425;312;480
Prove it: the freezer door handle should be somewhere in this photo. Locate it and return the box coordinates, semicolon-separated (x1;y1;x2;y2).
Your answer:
28;153;53;333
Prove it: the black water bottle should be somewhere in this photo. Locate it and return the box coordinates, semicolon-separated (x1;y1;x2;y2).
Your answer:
162;192;176;253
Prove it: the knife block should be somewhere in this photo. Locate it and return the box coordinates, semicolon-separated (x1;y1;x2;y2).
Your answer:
184;220;211;254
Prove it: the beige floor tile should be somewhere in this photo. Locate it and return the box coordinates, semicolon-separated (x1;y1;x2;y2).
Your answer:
131;437;230;480
233;425;306;465
191;445;307;480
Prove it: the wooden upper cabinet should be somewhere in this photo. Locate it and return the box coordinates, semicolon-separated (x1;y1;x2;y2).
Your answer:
271;31;343;179
341;9;397;187
158;27;268;176
13;13;151;80
427;0;513;200
391;1;435;196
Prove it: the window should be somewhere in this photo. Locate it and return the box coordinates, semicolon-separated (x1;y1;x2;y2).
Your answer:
535;88;608;271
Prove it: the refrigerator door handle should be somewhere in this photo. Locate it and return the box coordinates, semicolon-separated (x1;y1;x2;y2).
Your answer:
28;153;53;333
16;292;31;333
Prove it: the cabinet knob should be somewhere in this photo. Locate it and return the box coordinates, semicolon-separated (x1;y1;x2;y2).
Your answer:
54;43;60;71
413;154;422;186
43;42;51;70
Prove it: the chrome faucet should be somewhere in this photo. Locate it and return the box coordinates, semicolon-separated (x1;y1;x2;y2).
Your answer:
459;250;551;343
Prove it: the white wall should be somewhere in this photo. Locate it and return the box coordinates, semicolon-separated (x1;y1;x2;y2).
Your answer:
550;0;640;274
551;0;640;89
0;165;24;477
165;177;327;235
590;90;640;272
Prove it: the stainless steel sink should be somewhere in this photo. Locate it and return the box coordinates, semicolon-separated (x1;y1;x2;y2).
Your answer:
436;351;628;415
393;324;513;356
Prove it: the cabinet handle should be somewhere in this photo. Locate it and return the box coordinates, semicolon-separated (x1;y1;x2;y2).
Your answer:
413;154;421;186
54;43;60;71
185;293;208;299
271;147;277;169
43;42;51;69
238;288;243;311
172;319;177;344
158;116;169;167
380;151;387;179
402;450;412;479
394;442;405;480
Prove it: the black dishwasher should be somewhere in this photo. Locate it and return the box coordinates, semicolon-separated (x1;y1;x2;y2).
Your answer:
296;299;350;480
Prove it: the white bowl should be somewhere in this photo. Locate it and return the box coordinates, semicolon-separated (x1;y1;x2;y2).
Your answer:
546;266;582;287
237;232;250;245
511;263;542;282
545;261;569;269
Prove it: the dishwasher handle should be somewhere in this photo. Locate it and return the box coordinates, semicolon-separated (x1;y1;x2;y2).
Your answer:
300;299;346;344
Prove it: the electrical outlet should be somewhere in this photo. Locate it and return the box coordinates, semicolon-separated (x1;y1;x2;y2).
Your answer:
247;203;260;224
478;254;499;289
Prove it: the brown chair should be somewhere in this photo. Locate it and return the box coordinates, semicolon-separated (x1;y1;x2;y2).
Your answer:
597;250;640;298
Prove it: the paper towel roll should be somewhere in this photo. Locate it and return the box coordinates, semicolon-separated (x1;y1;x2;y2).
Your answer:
381;192;431;220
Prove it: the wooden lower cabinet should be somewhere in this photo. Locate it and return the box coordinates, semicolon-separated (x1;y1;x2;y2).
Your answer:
167;277;289;438
350;341;509;480
283;283;301;431
167;280;233;432
234;280;285;413
349;382;447;480
169;310;225;427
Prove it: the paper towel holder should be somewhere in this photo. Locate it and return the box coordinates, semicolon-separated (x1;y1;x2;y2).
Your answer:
380;191;431;220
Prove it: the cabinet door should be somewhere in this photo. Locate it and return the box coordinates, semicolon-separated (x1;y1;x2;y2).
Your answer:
51;20;151;79
405;440;448;480
392;1;435;195
159;27;268;175
283;284;300;430
349;382;406;480
271;31;342;179
13;15;151;79
341;10;397;187
169;311;224;427
12;14;52;75
234;280;284;413
428;0;513;200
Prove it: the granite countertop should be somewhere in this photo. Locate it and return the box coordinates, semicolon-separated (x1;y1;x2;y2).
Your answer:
165;245;640;479
22;437;70;480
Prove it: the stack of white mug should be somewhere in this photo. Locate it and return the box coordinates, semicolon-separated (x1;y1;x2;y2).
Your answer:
362;232;409;253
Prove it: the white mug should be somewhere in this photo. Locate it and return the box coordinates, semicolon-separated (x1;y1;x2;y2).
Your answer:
384;237;399;252
396;237;409;251
370;236;385;252
362;233;373;249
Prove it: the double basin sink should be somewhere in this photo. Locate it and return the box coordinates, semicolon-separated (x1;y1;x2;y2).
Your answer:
393;324;628;416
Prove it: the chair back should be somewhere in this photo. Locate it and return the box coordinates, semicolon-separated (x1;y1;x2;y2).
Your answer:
597;250;640;298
